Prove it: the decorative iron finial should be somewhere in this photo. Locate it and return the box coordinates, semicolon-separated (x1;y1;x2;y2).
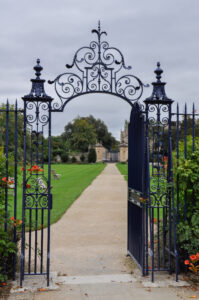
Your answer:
34;58;43;79
98;20;101;33
145;62;172;103
155;62;163;82
23;59;53;101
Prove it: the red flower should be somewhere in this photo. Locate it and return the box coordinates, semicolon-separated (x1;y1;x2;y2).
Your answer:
196;253;199;260
14;219;22;226
153;218;157;223
184;260;190;265
21;167;24;171
28;165;44;173
2;177;7;182
190;255;197;261
26;184;31;189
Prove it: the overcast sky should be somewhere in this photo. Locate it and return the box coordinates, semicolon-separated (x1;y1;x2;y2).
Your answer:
0;0;199;139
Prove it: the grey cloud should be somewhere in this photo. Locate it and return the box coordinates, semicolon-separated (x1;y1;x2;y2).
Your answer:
0;0;199;139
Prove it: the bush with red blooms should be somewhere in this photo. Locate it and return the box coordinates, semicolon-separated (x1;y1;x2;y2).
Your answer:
184;253;199;274
21;165;44;173
1;177;14;187
0;154;17;283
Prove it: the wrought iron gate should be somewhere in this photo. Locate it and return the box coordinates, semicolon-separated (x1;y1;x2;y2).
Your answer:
127;103;146;274
12;23;197;286
19;22;149;286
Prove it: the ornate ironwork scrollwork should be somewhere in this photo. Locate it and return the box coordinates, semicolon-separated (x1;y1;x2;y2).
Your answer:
25;175;49;209
49;22;148;111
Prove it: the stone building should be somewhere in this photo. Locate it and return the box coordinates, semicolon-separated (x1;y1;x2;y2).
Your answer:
94;121;129;163
119;121;128;162
95;143;108;162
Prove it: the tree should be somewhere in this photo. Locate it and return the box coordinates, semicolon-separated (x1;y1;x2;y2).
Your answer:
62;117;97;152
62;115;119;152
0;104;30;162
86;115;118;150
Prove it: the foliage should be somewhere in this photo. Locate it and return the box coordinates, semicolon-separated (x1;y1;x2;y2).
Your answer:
88;148;96;163
163;116;199;152
0;153;17;282
0;104;31;162
85;115;119;150
60;152;68;163
71;156;77;163
184;253;199;274
62;115;118;152
43;115;118;161
0;229;17;282
80;154;85;162
63;117;97;152
174;136;199;257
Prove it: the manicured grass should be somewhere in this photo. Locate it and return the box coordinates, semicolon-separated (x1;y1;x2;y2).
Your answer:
116;163;128;181
9;163;106;228
116;163;163;219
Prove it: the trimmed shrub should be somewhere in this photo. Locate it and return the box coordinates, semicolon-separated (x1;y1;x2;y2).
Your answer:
71;156;77;163
61;152;68;163
80;154;85;162
88;148;96;163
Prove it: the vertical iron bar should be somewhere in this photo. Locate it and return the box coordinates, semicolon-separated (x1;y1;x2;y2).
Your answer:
145;103;154;281
192;103;195;152
41;126;44;168
151;207;154;281
145;104;149;276
34;209;38;273
28;210;32;274
20;102;27;287
157;204;160;270
168;102;173;275
4;100;9;277
162;206;166;268
184;103;187;220
13;100;18;280
40;209;44;274
30;130;33;166
192;103;195;208
5;100;9;233
169;103;178;281
141;113;145;276
176;103;179;225
47;101;52;286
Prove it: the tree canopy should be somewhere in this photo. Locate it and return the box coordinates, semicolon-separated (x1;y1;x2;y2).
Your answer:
61;115;118;152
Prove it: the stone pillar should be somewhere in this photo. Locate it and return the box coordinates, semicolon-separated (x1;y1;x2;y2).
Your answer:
94;143;107;162
119;143;128;162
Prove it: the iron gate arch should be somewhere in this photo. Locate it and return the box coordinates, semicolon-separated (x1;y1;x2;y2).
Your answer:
19;23;179;286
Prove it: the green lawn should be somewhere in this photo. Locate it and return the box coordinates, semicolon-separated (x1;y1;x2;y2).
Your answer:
116;163;128;181
9;163;106;228
116;163;163;219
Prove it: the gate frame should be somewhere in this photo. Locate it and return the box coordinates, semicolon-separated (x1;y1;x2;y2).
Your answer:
19;23;178;286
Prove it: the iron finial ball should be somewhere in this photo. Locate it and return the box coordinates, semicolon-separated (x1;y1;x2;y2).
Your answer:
154;62;163;82
34;58;43;79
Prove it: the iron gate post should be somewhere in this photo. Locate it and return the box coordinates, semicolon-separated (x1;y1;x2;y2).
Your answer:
144;62;178;281
20;59;53;286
